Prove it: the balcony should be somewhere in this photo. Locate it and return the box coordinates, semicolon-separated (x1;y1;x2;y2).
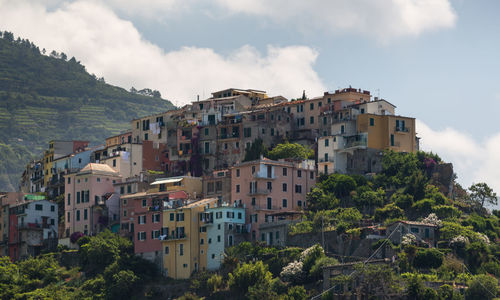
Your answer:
253;174;276;180
395;127;409;133
165;233;187;240
319;157;335;163
248;189;270;196
253;205;280;211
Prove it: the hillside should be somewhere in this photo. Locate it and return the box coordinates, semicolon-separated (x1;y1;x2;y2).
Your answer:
0;31;174;191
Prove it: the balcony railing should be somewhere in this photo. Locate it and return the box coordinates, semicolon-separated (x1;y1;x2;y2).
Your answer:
166;233;187;240
248;189;270;195
395;127;409;132
319;157;335;163
253;174;276;180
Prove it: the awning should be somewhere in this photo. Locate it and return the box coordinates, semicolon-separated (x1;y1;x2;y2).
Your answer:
151;178;183;185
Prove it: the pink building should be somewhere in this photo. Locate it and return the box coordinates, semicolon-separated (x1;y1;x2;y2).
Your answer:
231;158;315;241
64;163;121;237
120;190;188;263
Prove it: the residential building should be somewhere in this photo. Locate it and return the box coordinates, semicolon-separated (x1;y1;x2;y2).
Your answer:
162;197;217;279
43;140;89;187
231;158;315;241
258;211;302;246
202;170;231;203
64;163;121;238
150;176;202;199
8;197;58;260
201;201;245;270
386;220;438;247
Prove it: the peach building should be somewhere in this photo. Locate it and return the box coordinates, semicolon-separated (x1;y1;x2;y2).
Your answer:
64;163;121;237
231;158;315;241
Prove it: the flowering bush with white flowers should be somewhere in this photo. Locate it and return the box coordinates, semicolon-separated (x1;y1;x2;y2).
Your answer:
280;260;304;282
422;213;442;227
299;244;324;262
476;233;490;245
402;233;417;246
449;235;469;248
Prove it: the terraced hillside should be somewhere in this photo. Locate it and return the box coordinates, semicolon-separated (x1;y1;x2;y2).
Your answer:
0;31;174;191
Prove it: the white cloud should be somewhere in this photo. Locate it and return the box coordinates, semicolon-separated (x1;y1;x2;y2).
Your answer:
213;0;457;42
418;120;500;197
0;0;325;103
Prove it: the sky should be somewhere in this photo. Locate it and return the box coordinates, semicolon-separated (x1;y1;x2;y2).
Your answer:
0;0;499;200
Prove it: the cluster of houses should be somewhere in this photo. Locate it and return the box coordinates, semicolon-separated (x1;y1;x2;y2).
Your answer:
0;87;432;279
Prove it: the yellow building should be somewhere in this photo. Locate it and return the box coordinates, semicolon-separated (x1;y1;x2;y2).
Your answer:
162;197;217;279
150;176;202;199
357;114;417;153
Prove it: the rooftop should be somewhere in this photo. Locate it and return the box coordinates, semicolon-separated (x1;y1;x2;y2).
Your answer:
78;163;120;176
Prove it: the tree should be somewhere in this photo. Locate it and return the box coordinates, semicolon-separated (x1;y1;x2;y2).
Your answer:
374;203;405;222
413;248;444;269
306;188;338;211
466;274;498;300
468;183;498;209
244;138;268;162
228;261;273;296
318;173;357;200
267;142;314;160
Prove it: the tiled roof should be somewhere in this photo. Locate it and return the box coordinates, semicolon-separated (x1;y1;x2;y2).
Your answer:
78;163;119;176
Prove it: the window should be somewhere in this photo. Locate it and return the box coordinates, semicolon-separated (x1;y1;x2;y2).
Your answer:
123;199;127;205
33;203;43;211
176;213;185;221
113;159;116;167
215;181;222;192
236;169;240;177
170;213;174;221
238;212;242;219
411;227;419;233
325;139;329;147
243;127;252;138
208;238;212;244
144;133;148;141
267;181;272;191
97;177;101;182
236;184;240;193
261;128;266;135
283;168;287;176
267;197;272;209
179;244;184;256
323;117;327;125
204;128;209;136
391;134;395;146
200;238;204;245
370;118;374;126
151;230;160;239
217;224;221;230
137;231;146;241
120;186;125;194
282;199;287;208
51;205;55;212
77;192;80;204
217;235;221;242
261;233;265;241
76;210;80;221
251;197;256;206
252;166;256;174
310;171;314;179
310;103;314;110
153;213;160;223
67;212;70;222
84;209;88;220
138;215;146;224
295;185;302;193
142;199;147;207
297;170;302;177
127;185;132;193
298;200;302;207
207;182;214;193
282;183;287;192
123;210;127;217
67;194;71;206
361;108;365;114
67;177;71;184
310;116;314;124
165;246;169;254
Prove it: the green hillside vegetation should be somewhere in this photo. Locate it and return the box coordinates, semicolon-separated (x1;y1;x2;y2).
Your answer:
0;31;174;191
3;150;498;299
